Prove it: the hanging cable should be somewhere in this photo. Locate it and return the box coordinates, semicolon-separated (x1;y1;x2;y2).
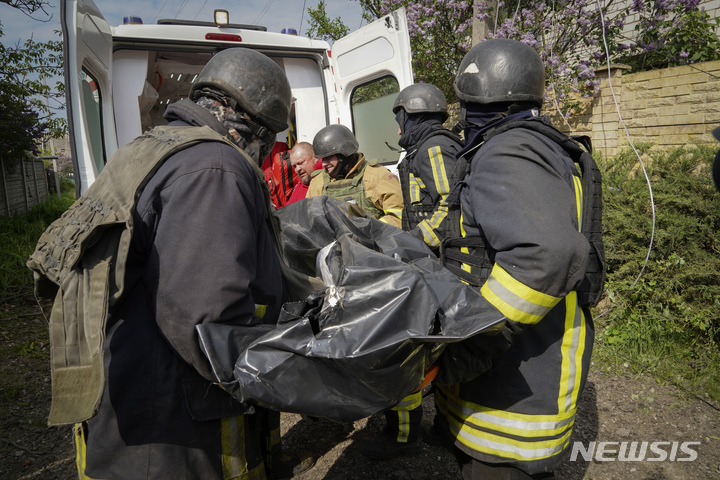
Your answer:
153;0;169;22
175;0;190;18
299;0;308;35
596;0;656;287
193;0;209;20
253;0;276;26
508;0;522;30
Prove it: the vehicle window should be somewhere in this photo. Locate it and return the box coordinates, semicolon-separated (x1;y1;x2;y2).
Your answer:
81;69;106;173
351;76;400;168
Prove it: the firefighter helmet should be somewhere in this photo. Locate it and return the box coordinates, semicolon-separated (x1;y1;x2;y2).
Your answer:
392;83;448;121
312;124;359;159
190;48;292;134
454;39;545;107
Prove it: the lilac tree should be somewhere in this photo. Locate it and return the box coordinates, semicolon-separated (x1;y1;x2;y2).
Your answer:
379;0;476;102
372;0;629;112
311;1;720;114
472;0;628;115
619;0;720;70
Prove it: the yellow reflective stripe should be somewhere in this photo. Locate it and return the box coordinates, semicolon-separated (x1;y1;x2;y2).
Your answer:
438;388;575;438
429;146;450;194
409;173;423;203
384;207;404;215
221;416;248;479
254;304;267;320
459;211;472;275
418;201;449;247
419;220;441;247
455;415;572;461
481;264;560;324
74;423;94;480
573;175;583;231
397;409;411;442
414;146;453;248
558;292;587;414
392;390;423;410
435;387;572;461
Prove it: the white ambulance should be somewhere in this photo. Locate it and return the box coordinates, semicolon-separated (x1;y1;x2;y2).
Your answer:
62;0;414;195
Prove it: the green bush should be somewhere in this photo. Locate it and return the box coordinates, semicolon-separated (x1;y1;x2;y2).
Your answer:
594;143;720;400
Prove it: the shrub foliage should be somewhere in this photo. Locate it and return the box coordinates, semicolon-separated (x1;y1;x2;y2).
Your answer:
596;143;720;399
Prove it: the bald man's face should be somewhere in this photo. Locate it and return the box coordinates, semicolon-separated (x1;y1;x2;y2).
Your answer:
292;152;317;185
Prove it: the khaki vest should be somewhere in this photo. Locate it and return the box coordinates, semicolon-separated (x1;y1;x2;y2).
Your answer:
321;159;383;219
27;125;319;425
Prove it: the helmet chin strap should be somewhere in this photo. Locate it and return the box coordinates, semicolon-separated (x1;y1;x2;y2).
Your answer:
329;154;356;179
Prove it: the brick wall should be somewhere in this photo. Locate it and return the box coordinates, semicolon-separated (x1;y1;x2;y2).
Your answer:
0;158;50;216
548;59;720;158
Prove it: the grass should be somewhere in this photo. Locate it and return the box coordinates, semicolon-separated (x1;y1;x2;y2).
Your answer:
592;143;720;403
0;181;75;304
0;182;74;416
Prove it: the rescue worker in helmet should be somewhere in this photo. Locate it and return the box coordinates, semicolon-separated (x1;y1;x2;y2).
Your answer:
432;39;600;479
306;124;404;227
360;83;462;460
61;48;313;479
393;83;463;249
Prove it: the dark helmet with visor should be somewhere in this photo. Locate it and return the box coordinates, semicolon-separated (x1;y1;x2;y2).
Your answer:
393;83;449;121
189;48;292;134
312;124;359;159
454;39;545;108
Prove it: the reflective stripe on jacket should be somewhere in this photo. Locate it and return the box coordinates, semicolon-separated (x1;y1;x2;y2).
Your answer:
397;122;462;248
437;117;595;475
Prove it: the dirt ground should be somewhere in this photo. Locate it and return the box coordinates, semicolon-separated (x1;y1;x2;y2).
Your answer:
1;297;719;480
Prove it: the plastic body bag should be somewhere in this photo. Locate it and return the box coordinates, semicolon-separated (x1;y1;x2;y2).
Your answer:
197;197;505;422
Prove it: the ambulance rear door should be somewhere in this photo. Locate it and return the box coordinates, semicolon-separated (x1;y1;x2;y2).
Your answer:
331;7;414;169
61;0;117;196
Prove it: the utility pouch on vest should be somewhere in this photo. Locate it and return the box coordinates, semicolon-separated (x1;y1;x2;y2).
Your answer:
571;135;606;307
440;236;494;287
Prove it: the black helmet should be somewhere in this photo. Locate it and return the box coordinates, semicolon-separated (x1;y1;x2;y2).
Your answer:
190;48;292;134
454;39;545;107
393;83;448;121
312;124;359;158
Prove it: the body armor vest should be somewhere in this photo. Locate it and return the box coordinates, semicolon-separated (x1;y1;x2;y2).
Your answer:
441;118;606;307
27;125;320;425
321;159;384;219
399;129;463;231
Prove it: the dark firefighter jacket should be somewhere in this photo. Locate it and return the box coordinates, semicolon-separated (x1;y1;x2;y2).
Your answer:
397;119;462;249
28;100;285;479
435;116;595;475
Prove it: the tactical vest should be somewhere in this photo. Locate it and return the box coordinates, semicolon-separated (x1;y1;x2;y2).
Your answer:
440;118;606;307
26;125;319;426
398;129;463;231
321;159;384;219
